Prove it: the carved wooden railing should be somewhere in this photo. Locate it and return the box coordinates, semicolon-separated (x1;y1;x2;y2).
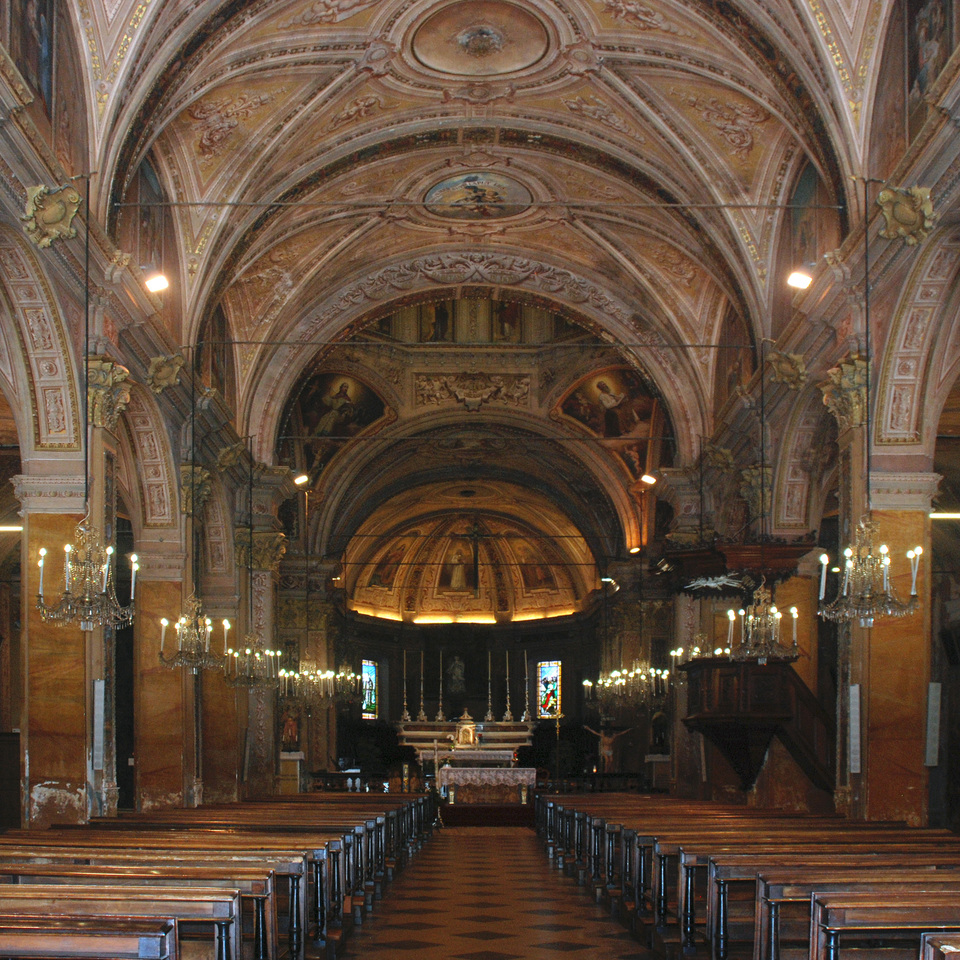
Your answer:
681;658;834;792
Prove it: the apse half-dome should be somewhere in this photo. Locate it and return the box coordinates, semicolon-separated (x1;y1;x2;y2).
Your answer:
344;481;599;623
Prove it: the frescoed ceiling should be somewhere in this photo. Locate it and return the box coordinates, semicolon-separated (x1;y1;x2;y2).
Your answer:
76;0;873;616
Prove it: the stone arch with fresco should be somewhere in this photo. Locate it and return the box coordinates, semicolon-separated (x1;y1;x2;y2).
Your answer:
117;385;180;536
771;385;837;535
244;255;709;468
0;226;81;465
875;229;960;457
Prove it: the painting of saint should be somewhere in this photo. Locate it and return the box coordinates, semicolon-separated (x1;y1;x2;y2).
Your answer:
515;541;556;591
420;301;453;342
790;163;819;270
438;540;476;593
559;369;654;439
14;0;54;115
908;0;952;138
369;542;407;589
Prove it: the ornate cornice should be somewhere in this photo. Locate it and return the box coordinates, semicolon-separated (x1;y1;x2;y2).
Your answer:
870;472;941;511
12;474;84;515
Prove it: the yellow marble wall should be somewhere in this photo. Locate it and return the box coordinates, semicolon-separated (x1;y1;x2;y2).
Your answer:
775;572;818;694
859;509;930;825
202;671;242;803
24;513;87;826
134;580;187;809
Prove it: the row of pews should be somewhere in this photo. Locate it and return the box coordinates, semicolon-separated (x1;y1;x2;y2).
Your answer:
535;793;960;960
0;791;432;960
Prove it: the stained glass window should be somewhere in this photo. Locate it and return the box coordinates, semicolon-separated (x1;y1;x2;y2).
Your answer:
537;660;561;718
362;660;378;719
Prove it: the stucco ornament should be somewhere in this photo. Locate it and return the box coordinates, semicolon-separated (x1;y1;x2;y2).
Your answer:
739;465;772;518
766;350;807;389
701;441;735;474
217;441;247;470
819;355;866;432
87;356;131;430
876;186;936;245
146;354;184;394
22;185;82;248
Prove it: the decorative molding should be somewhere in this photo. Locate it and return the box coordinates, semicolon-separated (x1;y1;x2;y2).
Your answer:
235;530;287;572
145;354;183;394
11;474;84;515
21;185;82;248
819;356;866;432
133;550;187;581
869;472;941;511
877;187;936;246
767;350;807;389
87;356;131;430
122;389;177;528
414;373;530;411
180;465;212;515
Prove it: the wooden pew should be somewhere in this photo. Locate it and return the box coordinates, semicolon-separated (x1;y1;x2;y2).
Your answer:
0;884;240;960
920;933;960;960
755;868;960;960
0;916;178;959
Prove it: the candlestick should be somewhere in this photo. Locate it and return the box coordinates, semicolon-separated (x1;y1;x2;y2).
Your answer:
818;553;829;600
38;549;45;599
130;555;138;601
727;609;735;646
790;607;798;647
485;649;494;721
418;649;427;721
160;617;168;653
64;544;72;591
102;546;113;592
222;619;231;656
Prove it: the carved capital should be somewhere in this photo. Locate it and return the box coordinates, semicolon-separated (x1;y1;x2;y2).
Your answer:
819;355;866;432
236;530;287;572
87;356;131;430
767;350;807;389
146;354;184;394
739;464;772;518
180;465;213;515
877;186;936;245
21;185;82;248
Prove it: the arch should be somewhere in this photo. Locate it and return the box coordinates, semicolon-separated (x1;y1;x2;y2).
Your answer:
0;225;81;461
875;228;960;455
245;254;708;467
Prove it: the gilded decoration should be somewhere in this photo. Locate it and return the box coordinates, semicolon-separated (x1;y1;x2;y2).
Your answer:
21;185;82;248
217;441;247;470
180;465;212;516
877;186;936;245
767;350;807;389
739;465;773;518
86;356;131;430
235;530;287;572
414;373;530;411
145;354;184;394
701;442;735;474
819;356;867;432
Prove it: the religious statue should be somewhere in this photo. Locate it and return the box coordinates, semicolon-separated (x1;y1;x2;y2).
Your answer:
281;709;300;751
584;724;632;774
446;655;465;694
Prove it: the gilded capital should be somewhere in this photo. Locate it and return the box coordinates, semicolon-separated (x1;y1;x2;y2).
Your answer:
22;185;82;248
235;529;287;572
877;186;936;245
87;356;131;430
146;354;184;394
180;465;212;515
819;355;866;432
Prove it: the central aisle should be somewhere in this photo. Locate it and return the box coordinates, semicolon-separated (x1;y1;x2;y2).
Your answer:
338;825;655;960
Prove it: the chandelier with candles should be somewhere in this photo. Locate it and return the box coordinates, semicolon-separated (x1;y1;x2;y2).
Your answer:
158;595;228;674
727;579;798;661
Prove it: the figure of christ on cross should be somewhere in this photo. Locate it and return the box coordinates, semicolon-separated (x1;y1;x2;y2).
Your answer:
584;725;632;774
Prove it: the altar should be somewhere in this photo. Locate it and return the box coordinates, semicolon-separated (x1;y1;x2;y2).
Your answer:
439;766;536;805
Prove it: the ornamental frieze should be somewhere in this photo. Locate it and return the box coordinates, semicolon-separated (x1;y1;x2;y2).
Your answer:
415;373;531;411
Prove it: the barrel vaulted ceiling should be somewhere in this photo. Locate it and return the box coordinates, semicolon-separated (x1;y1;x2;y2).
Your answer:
66;0;883;615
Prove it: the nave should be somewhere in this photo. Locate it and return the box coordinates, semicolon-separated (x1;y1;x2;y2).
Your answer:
335;825;651;960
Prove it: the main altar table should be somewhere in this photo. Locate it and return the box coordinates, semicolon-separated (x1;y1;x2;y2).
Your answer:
439;766;536;805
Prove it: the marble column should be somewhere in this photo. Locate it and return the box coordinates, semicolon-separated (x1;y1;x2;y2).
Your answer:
14;476;86;826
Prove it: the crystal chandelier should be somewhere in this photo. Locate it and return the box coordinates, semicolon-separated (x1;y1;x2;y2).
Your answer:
278;662;361;704
727;580;798;661
225;634;281;687
37;517;137;632
818;517;921;628
35;175;137;632
158;595;227;674
584;660;670;710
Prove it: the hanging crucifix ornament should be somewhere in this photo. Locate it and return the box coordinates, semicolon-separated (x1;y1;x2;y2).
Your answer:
465;520;483;598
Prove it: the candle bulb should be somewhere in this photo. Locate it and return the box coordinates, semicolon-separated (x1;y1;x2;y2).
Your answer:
819;553;829;600
38;548;46;599
909;546;923;595
130;555;138;601
64;544;72;591
176;618;183;650
205;618;212;651
727;609;735;646
222;619;231;655
102;546;113;593
160;617;168;653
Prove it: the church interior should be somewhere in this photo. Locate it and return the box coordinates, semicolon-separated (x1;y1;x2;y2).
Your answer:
2;0;960;845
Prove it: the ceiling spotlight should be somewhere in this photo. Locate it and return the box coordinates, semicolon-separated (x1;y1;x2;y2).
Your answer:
294;474;309;485
629;546;641;554
787;270;813;290
145;273;169;293
930;512;960;519
640;474;657;485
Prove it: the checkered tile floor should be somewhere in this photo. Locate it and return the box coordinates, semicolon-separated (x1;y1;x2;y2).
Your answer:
336;826;656;960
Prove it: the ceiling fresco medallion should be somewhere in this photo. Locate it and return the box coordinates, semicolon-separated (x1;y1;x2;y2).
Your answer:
411;1;550;76
424;172;532;220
